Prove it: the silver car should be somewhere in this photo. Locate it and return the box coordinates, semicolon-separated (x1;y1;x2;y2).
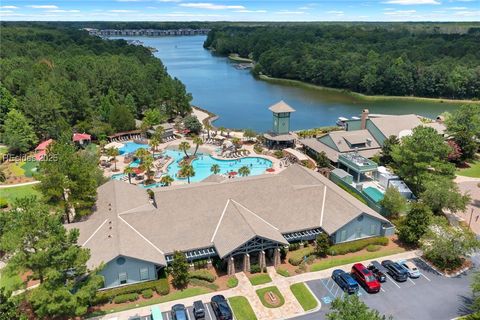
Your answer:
397;259;420;278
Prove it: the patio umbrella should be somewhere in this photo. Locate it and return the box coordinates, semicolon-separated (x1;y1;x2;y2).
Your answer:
266;168;275;173
229;171;238;176
133;168;144;175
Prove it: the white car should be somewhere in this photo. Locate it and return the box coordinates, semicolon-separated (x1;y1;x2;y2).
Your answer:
397;259;420;278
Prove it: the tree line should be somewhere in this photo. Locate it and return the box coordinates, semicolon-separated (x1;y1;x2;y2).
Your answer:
0;25;192;153
205;25;480;100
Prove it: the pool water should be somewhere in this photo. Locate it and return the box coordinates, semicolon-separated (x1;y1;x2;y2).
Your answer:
363;186;385;203
119;142;149;155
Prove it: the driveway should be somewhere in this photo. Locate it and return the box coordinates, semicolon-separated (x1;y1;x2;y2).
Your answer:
291;258;474;320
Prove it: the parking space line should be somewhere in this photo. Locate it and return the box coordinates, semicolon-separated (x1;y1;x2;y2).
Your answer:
358;286;368;296
206;303;213;320
334;286;340;297
321;278;342;299
165;313;170;320
420;273;431;282
380;286;386;292
186;310;191;320
385;274;401;288
408;278;416;285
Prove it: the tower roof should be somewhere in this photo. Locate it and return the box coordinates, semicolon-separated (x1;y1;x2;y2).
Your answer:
269;100;296;113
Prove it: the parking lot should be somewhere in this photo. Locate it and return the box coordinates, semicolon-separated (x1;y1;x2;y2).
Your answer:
160;302;222;320
292;258;474;320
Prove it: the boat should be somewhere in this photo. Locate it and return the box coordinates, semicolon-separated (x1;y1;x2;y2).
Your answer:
351;116;361;120
336;117;349;127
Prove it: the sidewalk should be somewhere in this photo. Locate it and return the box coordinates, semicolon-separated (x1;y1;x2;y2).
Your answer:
0;180;40;188
92;250;420;320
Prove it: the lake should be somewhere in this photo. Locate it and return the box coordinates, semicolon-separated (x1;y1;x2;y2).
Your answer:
114;36;463;132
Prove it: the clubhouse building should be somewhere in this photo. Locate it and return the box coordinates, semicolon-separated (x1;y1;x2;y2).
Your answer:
69;165;394;289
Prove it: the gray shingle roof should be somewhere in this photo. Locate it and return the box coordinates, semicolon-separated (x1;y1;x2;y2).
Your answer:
369;114;422;138
71;165;391;268
268;100;296;113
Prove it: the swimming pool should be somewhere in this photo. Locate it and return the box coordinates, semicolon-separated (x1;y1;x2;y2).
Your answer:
363;186;385;203
119;142;149;155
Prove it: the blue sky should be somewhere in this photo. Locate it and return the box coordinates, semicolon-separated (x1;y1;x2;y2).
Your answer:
1;0;479;21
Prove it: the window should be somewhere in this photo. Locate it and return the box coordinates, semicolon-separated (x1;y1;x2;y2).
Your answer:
340;230;347;242
370;224;376;235
119;272;127;284
140;268;149;281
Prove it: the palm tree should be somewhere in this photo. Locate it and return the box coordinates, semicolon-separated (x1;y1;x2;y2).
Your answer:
141;155;154;182
179;141;191;159
192;136;203;156
107;147;120;171
179;164;195;184
140;121;150;138
99;140;107;154
205;123;212;139
150;137;160;155
218;126;226;136
160;174;174;186
238;166;251;177
210;164;220;175
135;147;149;161
124;166;134;184
153;125;165;143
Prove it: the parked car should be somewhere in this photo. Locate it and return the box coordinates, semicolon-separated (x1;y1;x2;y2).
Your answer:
382;260;408;282
367;261;387;283
211;295;233;320
351;263;381;293
171;304;188;320
193;300;206;319
332;269;359;294
398;259;421;278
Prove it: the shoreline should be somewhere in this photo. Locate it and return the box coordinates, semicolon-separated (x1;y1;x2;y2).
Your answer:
258;75;480;105
228;53;253;63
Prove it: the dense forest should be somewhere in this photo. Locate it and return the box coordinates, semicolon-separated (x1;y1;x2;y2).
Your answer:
205;25;480;99
0;25;192;149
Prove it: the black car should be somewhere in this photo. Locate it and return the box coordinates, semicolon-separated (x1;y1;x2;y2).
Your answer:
368;261;387;282
331;269;359;294
211;295;233;320
193;300;206;320
382;260;408;282
171;304;188;320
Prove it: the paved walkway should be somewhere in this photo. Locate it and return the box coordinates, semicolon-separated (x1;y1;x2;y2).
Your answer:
451;175;480;234
92;250;419;320
0;180;40;188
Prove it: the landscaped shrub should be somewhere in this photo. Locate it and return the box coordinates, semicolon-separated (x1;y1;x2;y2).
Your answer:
273;150;284;158
288;256;303;266
288;246;314;266
250;264;261;274
189;278;219;290
289;243;301;251
276;268;290;277
113;293;139;304
155;278;170;296
142;289;153;299
189;269;216;283
193;259;208;270
305;255;316;265
227;276;239;288
366;244;381;252
96;278;168;304
0;198;8;208
327;237;388;256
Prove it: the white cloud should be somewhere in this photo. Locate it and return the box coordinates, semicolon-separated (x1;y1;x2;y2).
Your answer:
46;9;80;13
453;10;480;16
327;10;344;14
384;9;417;15
383;0;440;4
179;3;245;10
0;10;14;13
147;6;158;9
275;10;305;15
116;0;143;2
158;0;182;2
448;6;468;9
234;9;267;13
27;5;59;9
0;5;18;9
109;9;138;12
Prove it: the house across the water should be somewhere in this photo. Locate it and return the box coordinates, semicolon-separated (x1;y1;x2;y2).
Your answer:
67;165;394;289
300;109;446;163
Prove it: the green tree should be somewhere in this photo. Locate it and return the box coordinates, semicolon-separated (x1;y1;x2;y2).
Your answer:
153;125;165;143
471;271;480;315
238;166;251;177
315;233;330;257
327;295;392;320
179;141;191;158
315;151;331;169
0;84;17;126
243;129;256;141
391;126;454;194
205;123;212;139
109;104;136;133
0;168;6;182
210;164;221;175
169;251;190;289
107;147;120;172
141;155;155;183
150;137;160;154
379;187;408;218
420;216;480;270
160;174;174;186
183;115;202;134
0;288;23;320
379;135;400;165
179;164;195;184
398;203;433;246
421;175;470;214
135;147;149;161
192;136;203;156
2;110;37;154
445;104;480;161
143;108;165;127
124;166;134;184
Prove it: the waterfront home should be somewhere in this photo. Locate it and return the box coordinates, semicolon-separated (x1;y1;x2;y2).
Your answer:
300;109;446;163
34;139;53;161
67;164;394;289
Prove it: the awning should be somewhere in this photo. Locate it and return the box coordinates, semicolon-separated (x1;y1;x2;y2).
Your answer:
284;148;308;162
105;142;124;149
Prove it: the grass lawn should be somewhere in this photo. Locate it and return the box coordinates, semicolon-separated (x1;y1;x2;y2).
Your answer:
456;160;480;178
87;287;210;317
310;248;405;272
21;160;39;177
227;276;239;288
290;283;318;311
248;273;272;286
255;286;285;308
1;184;42;204
228;296;257;320
0;266;24;293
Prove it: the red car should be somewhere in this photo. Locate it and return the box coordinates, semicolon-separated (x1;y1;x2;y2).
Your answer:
351;263;381;293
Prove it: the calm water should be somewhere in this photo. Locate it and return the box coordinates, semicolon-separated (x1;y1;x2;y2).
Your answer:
113;36;462;132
